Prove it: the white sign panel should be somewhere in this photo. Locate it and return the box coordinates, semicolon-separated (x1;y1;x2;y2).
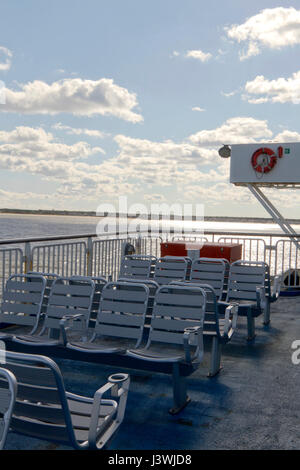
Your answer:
230;142;300;184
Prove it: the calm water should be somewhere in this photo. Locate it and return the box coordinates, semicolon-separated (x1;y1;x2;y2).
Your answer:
0;213;295;240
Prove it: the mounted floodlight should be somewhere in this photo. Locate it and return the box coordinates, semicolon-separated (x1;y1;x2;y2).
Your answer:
218;144;231;158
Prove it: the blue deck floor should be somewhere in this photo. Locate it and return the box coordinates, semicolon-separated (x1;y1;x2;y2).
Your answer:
4;295;300;450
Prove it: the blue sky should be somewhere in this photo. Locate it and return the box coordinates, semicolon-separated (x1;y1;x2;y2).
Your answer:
1;1;300;217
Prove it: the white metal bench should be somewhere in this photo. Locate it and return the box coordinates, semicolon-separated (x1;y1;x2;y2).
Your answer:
12;277;95;347
60;282;206;414
153;256;191;285
0;367;17;449
188;257;229;300
119;255;157;280
63;281;149;354
170;281;238;376
220;260;275;340
28;272;61;313
0;350;129;449
126;284;206;414
69;275;107;328
0;274;46;341
117;278;160;324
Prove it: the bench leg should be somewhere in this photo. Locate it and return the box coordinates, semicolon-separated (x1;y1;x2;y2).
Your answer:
208;337;222;377
263;302;271;325
169;363;191;415
247;310;255;341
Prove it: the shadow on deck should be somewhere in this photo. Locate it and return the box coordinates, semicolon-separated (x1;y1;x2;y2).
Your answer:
4;295;300;450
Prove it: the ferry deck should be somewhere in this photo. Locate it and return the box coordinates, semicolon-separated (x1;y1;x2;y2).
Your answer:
3;291;300;450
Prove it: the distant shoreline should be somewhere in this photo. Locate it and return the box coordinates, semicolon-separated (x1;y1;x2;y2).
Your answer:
1;208;300;225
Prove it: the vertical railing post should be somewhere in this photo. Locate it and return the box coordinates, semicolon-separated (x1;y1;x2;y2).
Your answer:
86;237;93;276
24;242;32;273
135;235;142;255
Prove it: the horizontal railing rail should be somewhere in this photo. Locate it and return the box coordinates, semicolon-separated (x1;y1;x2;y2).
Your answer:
0;228;300;295
2;228;300;246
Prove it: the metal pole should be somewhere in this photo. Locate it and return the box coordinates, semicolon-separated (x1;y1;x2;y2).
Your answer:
247;184;300;250
24;242;32;273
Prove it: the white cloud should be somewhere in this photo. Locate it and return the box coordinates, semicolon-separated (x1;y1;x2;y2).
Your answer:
226;7;300;60
0;126;105;166
52;123;108;138
185;49;212;62
1;78;143;122
0;46;12;71
273;129;300;142
0;189;50;201
192;106;205;112
188;117;273;146
144;193;166;202
171;49;212;62
0;127;131;199
244;71;300;104
110;134;226;192
2;118;300;210
221;88;241;98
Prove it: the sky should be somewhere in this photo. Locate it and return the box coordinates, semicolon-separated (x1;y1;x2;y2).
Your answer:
1;0;300;218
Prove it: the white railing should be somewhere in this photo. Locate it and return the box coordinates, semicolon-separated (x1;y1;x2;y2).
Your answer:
0;229;300;297
0;248;23;296
274;239;300;288
32;241;87;277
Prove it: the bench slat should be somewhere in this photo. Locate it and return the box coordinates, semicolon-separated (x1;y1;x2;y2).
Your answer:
0;313;37;326
1;302;39;315
96;324;141;339
152;317;201;331
50;295;91;308
6;280;44;293
4;362;57;388
51;284;93;296
102;289;148;302
3;292;42;303
153;304;204;319
230;273;264;283
101;300;147;314
155;292;205;307
99;312;144;327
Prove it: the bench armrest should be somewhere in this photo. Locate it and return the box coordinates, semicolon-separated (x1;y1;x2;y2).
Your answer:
88;373;130;449
271;275;281;302
256;286;267;311
183;326;203;363
223;304;238;338
59;314;86;346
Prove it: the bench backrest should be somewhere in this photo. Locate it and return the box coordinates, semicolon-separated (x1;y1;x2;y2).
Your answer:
28;272;61;312
169;281;221;336
226;260;268;302
147;285;206;347
42;277;94;334
0;351;78;447
0;274;46;330
70;276;107;327
153;257;191;285
95;281;149;347
190;258;228;300
0;367;17;449
117;278;159;324
119;255;157;280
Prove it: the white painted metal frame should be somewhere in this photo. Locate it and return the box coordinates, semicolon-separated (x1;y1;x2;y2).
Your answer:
0;350;129;450
248;184;300;250
0;368;17;450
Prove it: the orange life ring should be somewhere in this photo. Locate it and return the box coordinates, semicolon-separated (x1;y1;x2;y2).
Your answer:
251;147;277;173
